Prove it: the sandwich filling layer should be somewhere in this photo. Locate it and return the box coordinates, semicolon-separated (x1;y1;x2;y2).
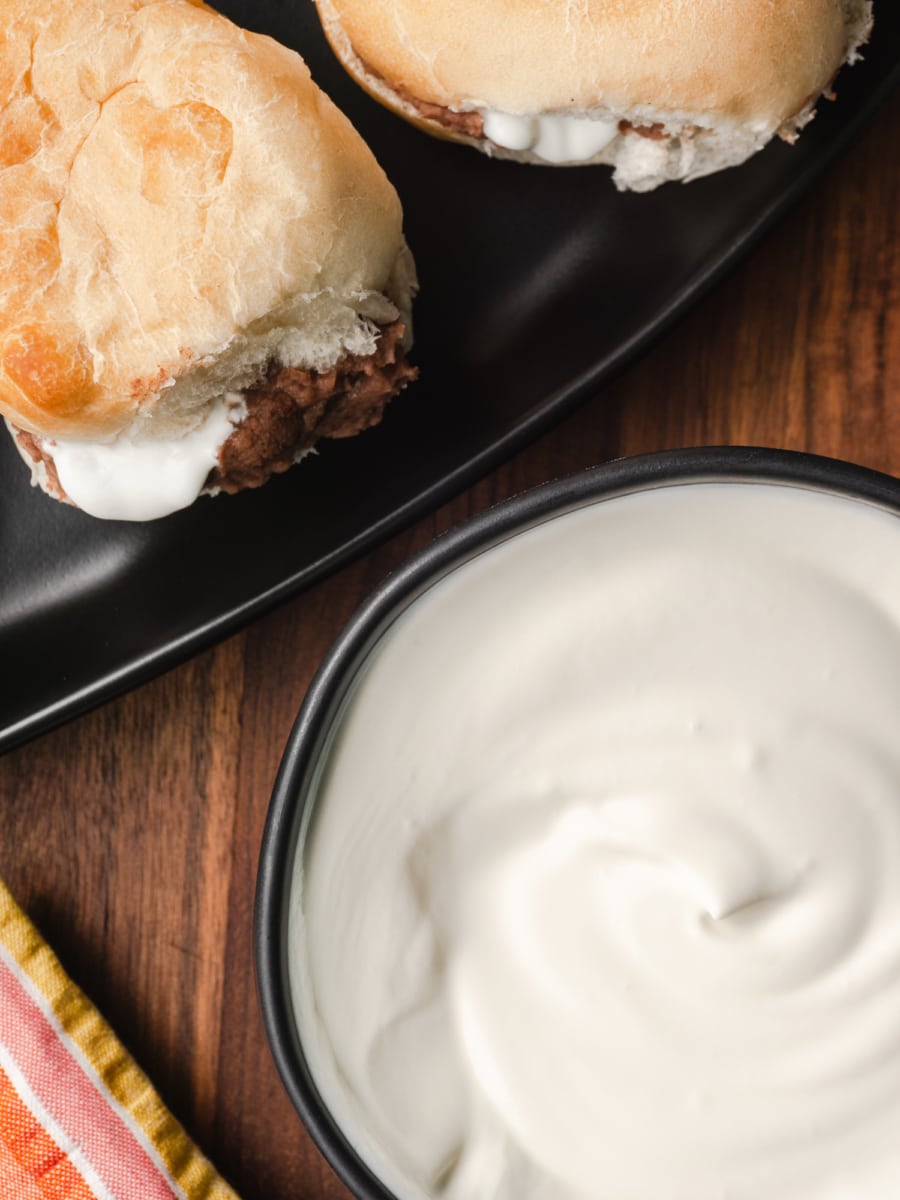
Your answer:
10;321;415;521
387;82;861;189
378;77;819;189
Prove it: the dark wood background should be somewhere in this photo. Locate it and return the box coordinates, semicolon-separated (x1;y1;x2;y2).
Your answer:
2;90;899;1200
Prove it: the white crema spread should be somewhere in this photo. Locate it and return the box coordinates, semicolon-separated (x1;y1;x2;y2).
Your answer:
290;482;900;1200
481;110;620;163
47;395;243;521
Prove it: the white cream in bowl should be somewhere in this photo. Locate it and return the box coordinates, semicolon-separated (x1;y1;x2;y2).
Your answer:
288;479;900;1200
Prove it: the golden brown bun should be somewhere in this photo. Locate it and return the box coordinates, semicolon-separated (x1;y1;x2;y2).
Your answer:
0;0;412;442
316;0;872;187
320;0;855;120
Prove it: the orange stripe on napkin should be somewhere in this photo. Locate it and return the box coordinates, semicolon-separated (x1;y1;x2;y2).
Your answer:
0;1066;94;1200
0;1139;44;1200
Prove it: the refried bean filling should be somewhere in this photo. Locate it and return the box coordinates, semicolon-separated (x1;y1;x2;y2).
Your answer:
211;318;415;493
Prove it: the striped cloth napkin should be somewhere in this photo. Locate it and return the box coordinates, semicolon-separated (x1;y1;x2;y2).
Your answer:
0;880;239;1200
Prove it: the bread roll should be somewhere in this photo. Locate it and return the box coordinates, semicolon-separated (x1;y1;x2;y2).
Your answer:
0;0;417;520
314;0;873;190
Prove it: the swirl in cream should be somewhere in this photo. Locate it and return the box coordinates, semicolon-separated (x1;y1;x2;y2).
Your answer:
290;481;900;1200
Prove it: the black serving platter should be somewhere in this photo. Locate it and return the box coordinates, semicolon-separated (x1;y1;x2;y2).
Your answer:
2;3;899;754
255;445;900;1200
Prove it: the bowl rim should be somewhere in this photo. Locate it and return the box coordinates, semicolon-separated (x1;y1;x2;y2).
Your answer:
253;444;900;1200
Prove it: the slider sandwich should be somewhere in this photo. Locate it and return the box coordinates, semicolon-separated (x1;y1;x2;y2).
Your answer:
0;0;417;521
314;0;873;190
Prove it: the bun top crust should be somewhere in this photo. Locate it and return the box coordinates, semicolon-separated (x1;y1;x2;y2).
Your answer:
0;0;404;441
320;0;850;126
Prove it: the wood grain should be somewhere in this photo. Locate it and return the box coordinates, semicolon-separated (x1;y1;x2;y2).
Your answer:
2;89;899;1200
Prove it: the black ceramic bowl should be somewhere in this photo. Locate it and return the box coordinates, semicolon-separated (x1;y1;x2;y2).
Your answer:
254;445;900;1200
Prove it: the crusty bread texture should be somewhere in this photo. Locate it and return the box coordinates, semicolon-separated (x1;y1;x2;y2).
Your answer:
315;0;874;189
0;0;414;444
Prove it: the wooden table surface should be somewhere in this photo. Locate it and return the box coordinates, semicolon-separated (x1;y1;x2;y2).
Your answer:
2;90;900;1200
